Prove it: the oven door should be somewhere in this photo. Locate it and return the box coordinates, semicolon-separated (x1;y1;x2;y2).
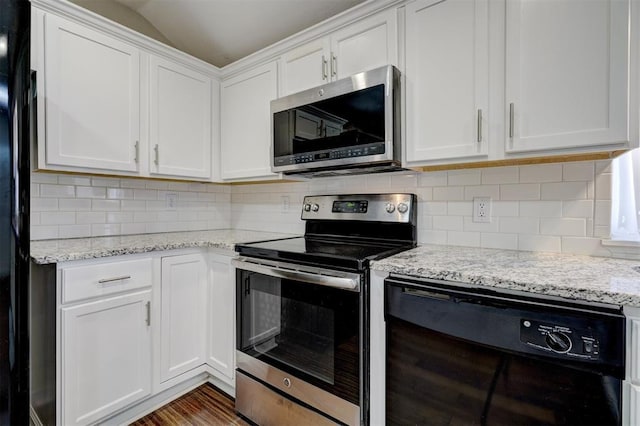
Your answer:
233;257;363;423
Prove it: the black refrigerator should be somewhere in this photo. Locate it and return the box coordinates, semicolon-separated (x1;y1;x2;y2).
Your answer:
0;0;31;425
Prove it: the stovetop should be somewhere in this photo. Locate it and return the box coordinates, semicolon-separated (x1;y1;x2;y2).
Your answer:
235;193;418;271
235;236;415;271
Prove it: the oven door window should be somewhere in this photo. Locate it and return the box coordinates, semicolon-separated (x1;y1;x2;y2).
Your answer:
237;269;360;405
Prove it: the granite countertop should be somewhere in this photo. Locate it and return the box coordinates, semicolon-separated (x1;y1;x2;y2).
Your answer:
30;229;297;264
372;244;640;307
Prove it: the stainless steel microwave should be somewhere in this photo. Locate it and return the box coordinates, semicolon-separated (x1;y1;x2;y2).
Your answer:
271;65;402;177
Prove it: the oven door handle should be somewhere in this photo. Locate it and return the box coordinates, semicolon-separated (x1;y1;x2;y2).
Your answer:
231;258;360;292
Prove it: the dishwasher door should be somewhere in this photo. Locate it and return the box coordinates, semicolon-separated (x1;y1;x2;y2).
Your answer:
384;276;625;426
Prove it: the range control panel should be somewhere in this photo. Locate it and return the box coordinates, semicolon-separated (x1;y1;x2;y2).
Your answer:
301;193;415;223
520;319;600;360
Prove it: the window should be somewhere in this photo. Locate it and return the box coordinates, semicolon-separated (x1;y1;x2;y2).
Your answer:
611;148;640;242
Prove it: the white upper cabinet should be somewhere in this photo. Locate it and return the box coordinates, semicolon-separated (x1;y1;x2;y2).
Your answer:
221;61;279;180
41;14;140;173
405;0;489;164
280;8;398;96
505;0;630;153
149;56;213;179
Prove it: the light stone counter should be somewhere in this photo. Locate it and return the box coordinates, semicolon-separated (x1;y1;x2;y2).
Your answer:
372;244;640;307
30;229;297;264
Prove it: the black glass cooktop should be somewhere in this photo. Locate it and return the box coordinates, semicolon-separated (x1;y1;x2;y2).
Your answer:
236;236;413;271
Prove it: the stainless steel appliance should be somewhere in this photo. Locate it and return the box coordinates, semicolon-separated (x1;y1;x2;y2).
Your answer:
385;277;626;425
271;66;402;177
233;193;417;425
0;1;31;424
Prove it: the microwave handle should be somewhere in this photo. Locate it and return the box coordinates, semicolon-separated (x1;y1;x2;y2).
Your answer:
231;258;360;292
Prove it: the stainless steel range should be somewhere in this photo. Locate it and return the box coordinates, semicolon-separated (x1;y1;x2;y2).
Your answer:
232;193;417;425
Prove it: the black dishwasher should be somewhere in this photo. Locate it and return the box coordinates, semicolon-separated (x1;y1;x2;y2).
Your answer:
385;276;625;426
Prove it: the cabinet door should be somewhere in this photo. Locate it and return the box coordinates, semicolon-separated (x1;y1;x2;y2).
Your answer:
221;61;279;180
62;290;151;426
330;8;398;80
160;254;207;382
207;253;235;381
280;38;330;96
505;0;629;153
405;0;489;163
43;14;140;173
149;56;212;179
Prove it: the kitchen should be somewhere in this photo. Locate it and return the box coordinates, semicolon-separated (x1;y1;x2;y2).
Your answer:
1;0;640;424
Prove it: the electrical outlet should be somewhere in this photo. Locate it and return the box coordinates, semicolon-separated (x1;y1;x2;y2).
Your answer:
165;192;178;209
473;197;491;223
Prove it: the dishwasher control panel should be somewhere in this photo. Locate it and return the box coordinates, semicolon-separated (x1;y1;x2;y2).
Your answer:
520;319;600;360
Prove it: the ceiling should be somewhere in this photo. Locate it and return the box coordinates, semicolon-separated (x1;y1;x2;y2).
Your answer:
70;0;365;67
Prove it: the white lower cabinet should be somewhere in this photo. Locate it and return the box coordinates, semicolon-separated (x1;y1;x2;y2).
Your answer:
207;253;236;382
159;253;208;382
61;290;152;426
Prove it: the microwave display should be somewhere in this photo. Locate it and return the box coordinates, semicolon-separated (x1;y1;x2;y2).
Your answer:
273;84;385;163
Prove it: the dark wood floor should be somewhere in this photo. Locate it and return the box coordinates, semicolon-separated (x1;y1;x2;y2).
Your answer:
131;383;249;426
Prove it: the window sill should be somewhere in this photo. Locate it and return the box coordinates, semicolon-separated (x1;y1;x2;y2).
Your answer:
601;239;640;260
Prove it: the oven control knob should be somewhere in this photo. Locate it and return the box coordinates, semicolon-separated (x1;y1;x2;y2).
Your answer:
545;331;572;353
385;203;396;213
304;203;311;212
397;203;409;214
311;204;320;212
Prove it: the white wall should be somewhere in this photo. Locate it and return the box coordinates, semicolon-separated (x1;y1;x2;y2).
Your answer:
31;159;614;257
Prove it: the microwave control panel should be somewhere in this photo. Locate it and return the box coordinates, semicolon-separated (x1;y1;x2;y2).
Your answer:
274;142;385;167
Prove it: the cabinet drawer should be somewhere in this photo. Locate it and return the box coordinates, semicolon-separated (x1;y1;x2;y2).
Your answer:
61;258;152;304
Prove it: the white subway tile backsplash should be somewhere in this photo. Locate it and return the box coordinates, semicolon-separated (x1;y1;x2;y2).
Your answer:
519;164;562;183
58;175;92;186
91;200;121;211
481;166;519;184
76;212;106;224
541;182;588;200
500;184;540;200
463;216;499;233
563;162;594;181
76;186;106;199
539;218;586;237
40;184;75;198
40;212;75;225
561;237;611;257
107;188;134;200
418;171;447;187
448;170;481;186
58;224;92;239
133;189;158;200
464;185;500;201
433;216;463;231
91;177;120;187
562;200;593;218
480;233;518;250
447;201;473;216
447;231;480;247
433;186;464;201
31;198;58;211
518;235;561;253
59;199;92;211
492;201;519;217
519;201;562;217
499;217;539;234
32;173;58;184
30;159;615;259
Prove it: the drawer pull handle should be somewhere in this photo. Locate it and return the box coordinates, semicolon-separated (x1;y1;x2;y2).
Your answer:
98;275;131;284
